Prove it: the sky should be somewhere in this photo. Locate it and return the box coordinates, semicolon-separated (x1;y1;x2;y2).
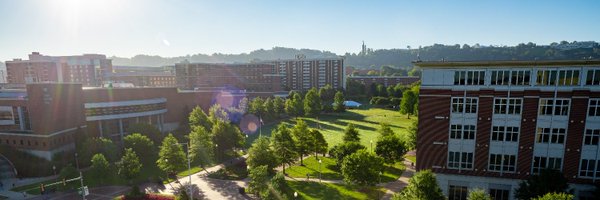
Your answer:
1;0;600;61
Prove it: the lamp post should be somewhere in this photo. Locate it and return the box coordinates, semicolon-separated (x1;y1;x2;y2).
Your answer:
52;165;56;176
294;191;298;199
174;143;193;200
370;140;373;151
75;153;80;171
318;159;322;183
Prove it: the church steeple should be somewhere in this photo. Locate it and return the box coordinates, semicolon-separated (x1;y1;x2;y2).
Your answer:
361;41;367;55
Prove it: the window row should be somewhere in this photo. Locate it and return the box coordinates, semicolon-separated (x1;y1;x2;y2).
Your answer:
532;156;562;174
491;126;519;142
449;98;600;117
491;70;531;86
580;159;600;178
494;98;522;115
535;128;566;144
536;69;580;86
454;70;486;85
488;154;516;172
450;124;476;140
451;97;478;114
539;99;570;116
448;151;474;169
584;129;600;146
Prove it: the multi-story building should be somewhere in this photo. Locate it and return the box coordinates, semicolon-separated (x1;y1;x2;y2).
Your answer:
347;76;420;87
416;60;600;200
174;61;283;92
270;58;345;91
108;72;176;87
5;52;112;87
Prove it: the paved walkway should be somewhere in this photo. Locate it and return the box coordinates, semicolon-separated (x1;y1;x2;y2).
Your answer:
379;160;415;200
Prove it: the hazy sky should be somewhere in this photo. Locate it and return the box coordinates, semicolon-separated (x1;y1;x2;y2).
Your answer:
1;0;599;61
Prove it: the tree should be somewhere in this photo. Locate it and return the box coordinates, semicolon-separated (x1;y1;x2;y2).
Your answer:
329;142;366;167
271;124;298;175
248;165;269;196
341;149;384;186
157;134;186;175
189;106;211;130
319;85;335;112
468;188;492;200
333;91;345;112
272;97;285;118
376;84;386;97
343;124;360;143
310;129;328;158
247;136;278;174
285;93;303;118
393;170;445;200
304;87;322;117
249;97;265;117
263;97;275;120
118;148;142;182
291;119;313;166
515;169;571;200
59;165;79;179
189;126;213;168
407;120;418;150
123;133;155;163
91;153;110;184
375;135;407;164
377;123;395;138
78;137;120;166
534;192;574;200
212;120;245;161
127;123;163;145
209;104;230;124
400;90;417;119
268;172;291;199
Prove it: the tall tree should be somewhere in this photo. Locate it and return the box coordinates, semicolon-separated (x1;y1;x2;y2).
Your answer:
127;123;163;146
248;165;270;196
249;97;265;117
270;124;298;175
118;148;142;182
291;119;313;165
341;149;384;186
285;93;303;118
123;133;155;163
263;97;274;120
189;126;213;168
393;170;445;200
157;134;186;175
310;129;328;158
91;153;110;184
407;121;418;150
209;104;230;124
319;85;335;112
343;124;360;143
247;136;278;174
377;123;395;138
375;135;407;164
400;90;417;119
212;120;245;161
329;142;366;167
188;106;211;130
515;169;571;200
272;97;285;118
333;91;345;112
376;84;386;97
78;137;120;166
304;87;322;117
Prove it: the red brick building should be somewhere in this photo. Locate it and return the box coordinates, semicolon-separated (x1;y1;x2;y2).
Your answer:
108;72;176;87
5;52;113;87
270;58;345;91
347;76;420;87
0;83;274;160
416;60;600;200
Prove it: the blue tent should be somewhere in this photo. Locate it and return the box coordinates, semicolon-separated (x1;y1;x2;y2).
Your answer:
333;100;362;108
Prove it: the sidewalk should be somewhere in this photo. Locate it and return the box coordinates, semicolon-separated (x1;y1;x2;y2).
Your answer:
378;159;416;200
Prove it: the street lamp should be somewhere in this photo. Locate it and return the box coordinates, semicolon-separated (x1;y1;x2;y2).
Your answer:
318;159;322;182
53;165;56;176
294;191;298;199
174;143;193;200
370;140;373;151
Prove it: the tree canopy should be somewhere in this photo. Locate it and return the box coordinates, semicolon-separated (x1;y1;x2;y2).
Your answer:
247;136;278;174
515;169;571;200
343;124;360;143
393;170;445;200
157;134;186;174
341;149;384;186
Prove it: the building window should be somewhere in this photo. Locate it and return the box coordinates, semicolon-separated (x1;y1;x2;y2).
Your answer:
537;69;558;86
448;151;474;169
539;99;570;116
451;97;478;114
532;156;562;174
489;189;510;200
584;129;600;146
511;70;531;85
488;154;516;172
491;70;510;85
579;159;599;178
557;69;580;85
589;99;600;117
586;69;600;85
448;185;468;200
491;126;519;142
450;124;476;140
536;128;566;144
494;98;522;115
537;69;580;86
454;70;485;85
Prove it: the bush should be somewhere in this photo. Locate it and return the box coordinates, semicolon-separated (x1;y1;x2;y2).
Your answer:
59;165;79;179
77;137;120;167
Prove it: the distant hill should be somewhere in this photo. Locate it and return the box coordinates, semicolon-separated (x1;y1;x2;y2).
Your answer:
110;42;600;68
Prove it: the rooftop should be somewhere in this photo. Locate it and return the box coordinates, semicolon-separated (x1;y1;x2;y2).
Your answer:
413;60;600;67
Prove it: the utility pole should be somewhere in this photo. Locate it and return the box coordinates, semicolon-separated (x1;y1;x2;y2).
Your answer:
79;171;85;200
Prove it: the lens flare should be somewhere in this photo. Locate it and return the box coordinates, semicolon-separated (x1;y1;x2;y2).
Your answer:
239;114;260;134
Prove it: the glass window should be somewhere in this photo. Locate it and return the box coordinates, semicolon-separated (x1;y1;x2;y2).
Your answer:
449;185;468;200
539;99;570;116
491;126;519;142
579;159;599;178
589;99;600;117
586;69;600;85
450;125;476;140
536;128;566;144
489;154;516;172
489;189;510;200
448;151;474;170
494;98;522;115
584;129;600;146
532;156;562;174
452;97;478;114
454;70;485;86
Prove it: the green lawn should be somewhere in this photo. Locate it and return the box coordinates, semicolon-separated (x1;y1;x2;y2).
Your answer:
288;181;386;200
207;162;248;180
286;156;342;180
405;155;416;163
246;108;416;149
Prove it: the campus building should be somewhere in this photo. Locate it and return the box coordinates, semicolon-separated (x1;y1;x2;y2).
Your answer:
107;72;176;87
5;52;113;87
415;60;600;200
347;76;420;87
0;83;273;160
270;58;345;91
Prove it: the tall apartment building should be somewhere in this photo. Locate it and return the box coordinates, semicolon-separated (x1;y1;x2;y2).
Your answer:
416;60;600;200
5;52;112;87
174;61;283;92
270;58;345;91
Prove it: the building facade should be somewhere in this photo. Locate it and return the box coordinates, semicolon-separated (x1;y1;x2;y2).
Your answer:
416;60;600;200
108;72;176;87
347;76;420;87
270;58;345;91
5;52;113;87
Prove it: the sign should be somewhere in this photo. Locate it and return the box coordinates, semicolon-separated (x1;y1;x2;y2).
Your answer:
78;186;89;196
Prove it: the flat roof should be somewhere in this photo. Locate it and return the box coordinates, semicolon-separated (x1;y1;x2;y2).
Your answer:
413;60;600;67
